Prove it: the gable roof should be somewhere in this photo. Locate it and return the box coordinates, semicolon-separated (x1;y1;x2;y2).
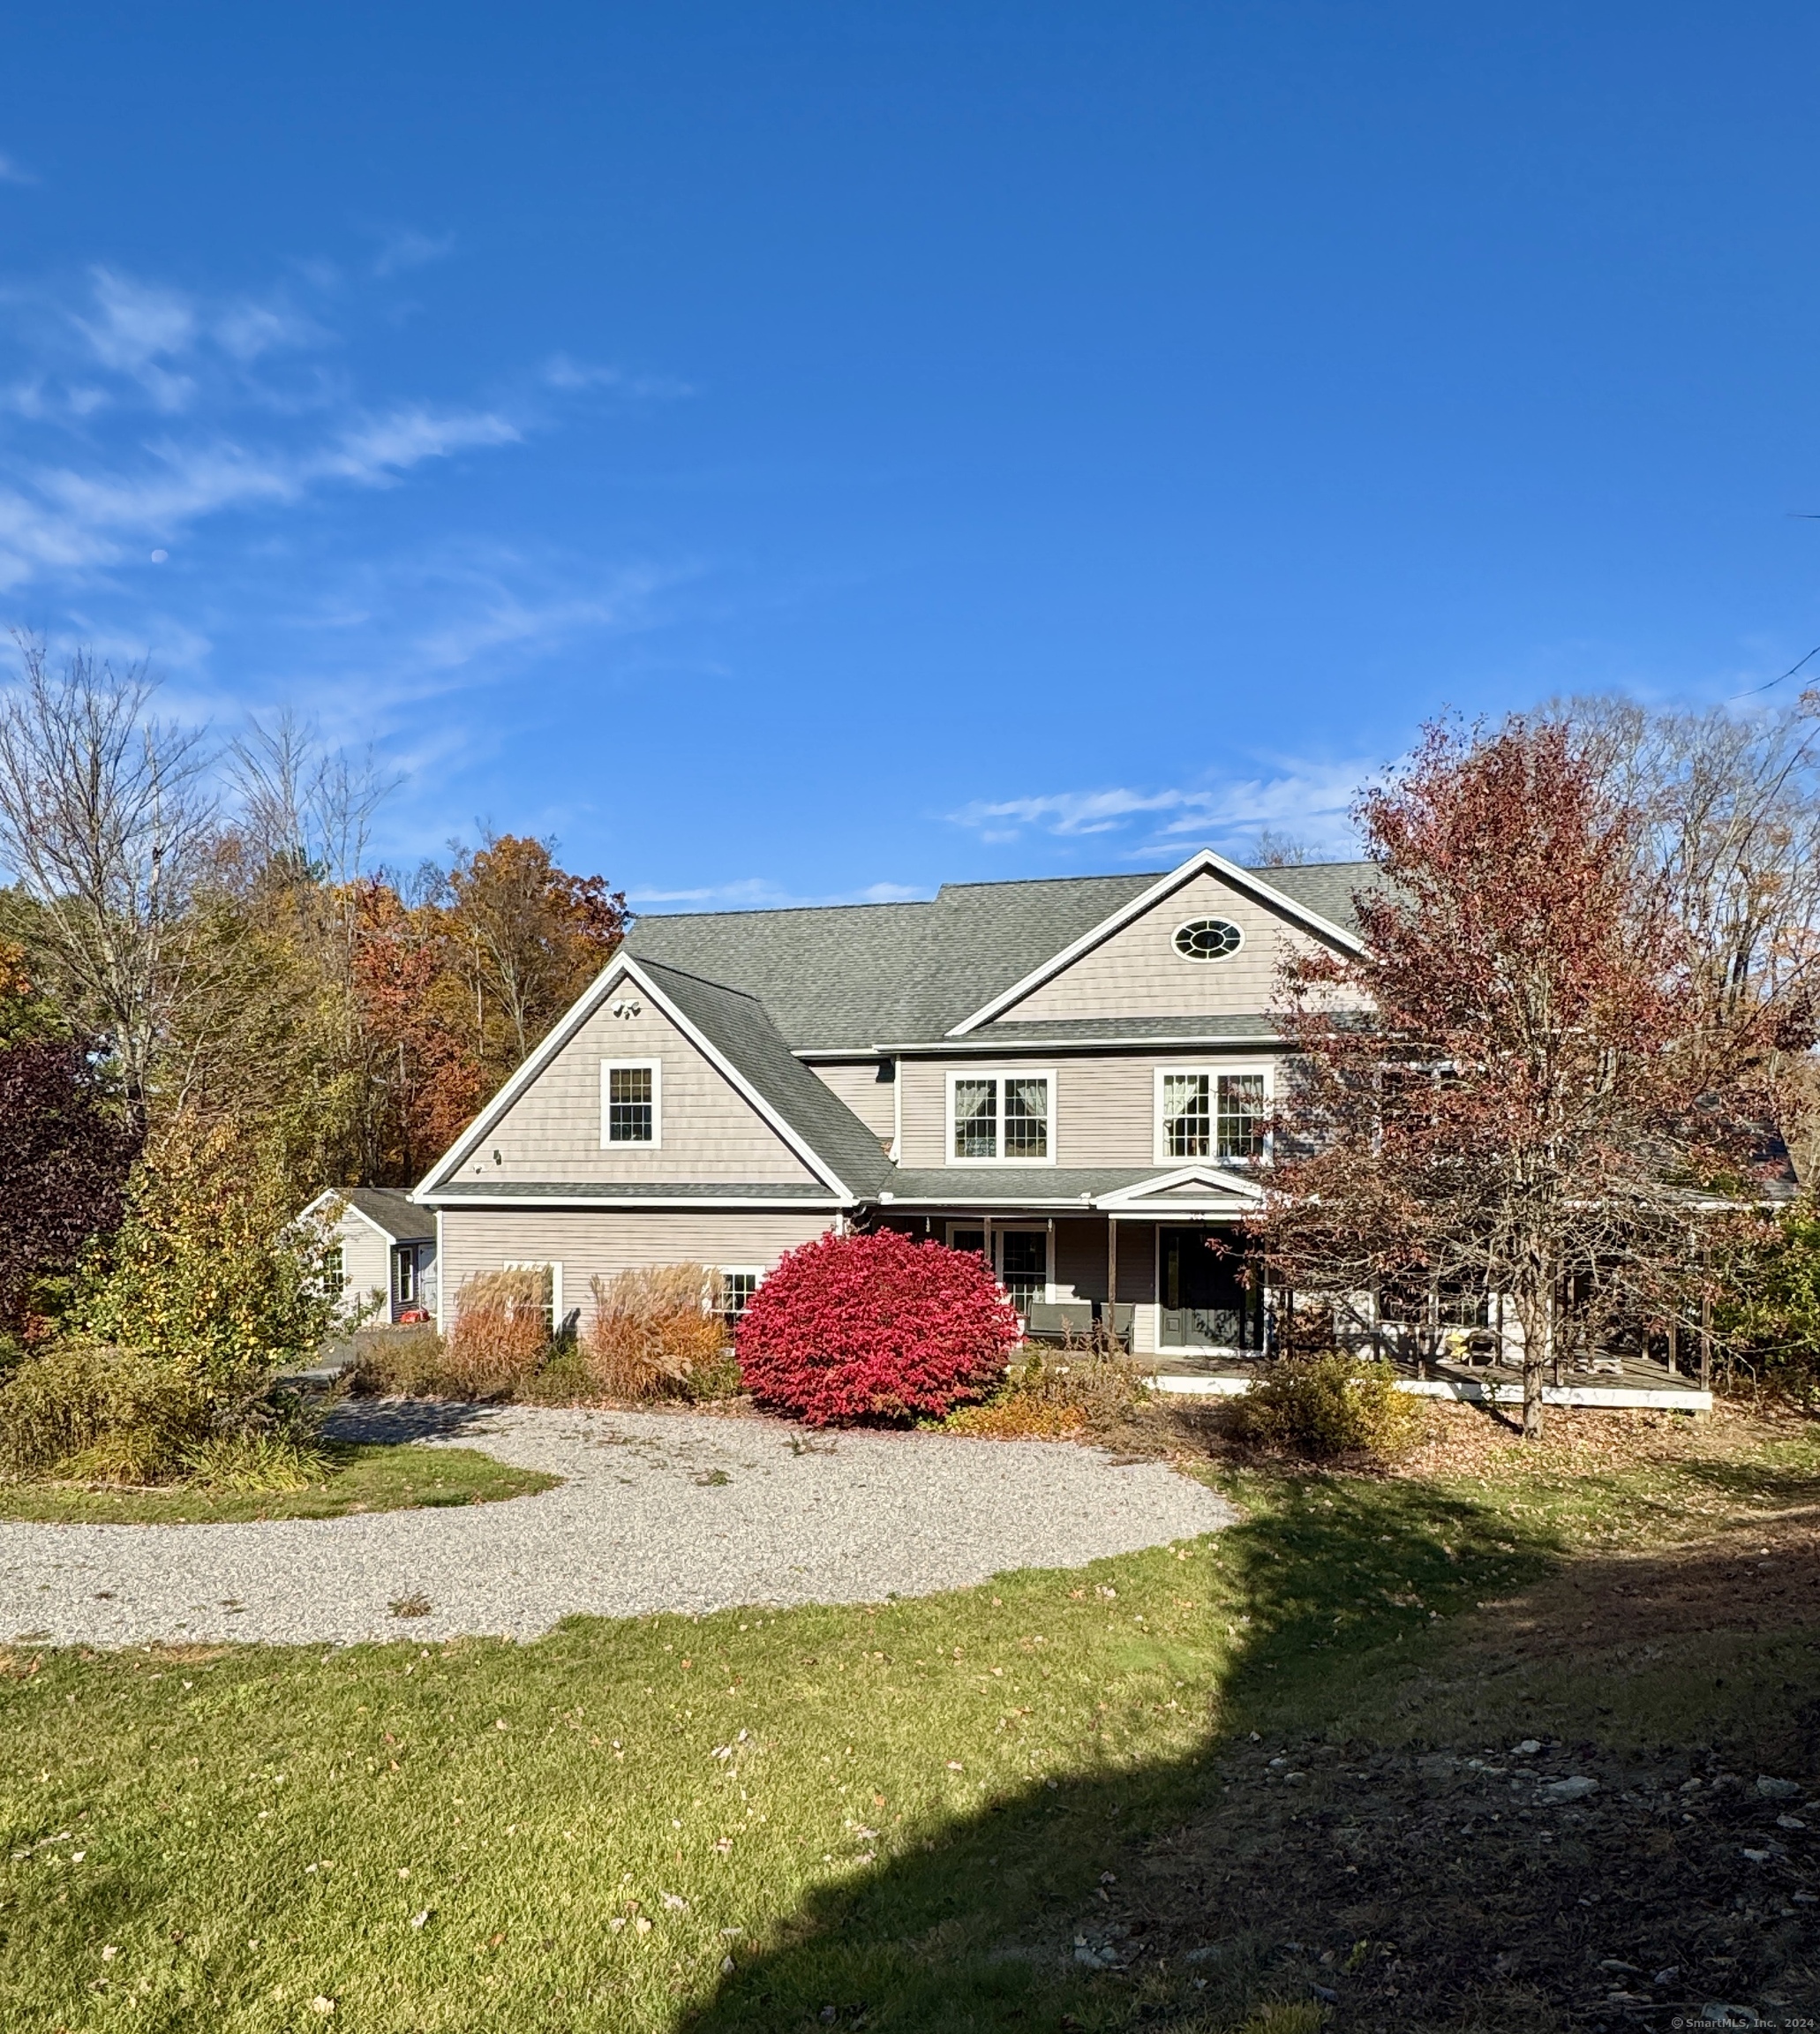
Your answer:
414;952;893;1203
945;849;1365;1035
626;854;1374;1051
301;1186;436;1243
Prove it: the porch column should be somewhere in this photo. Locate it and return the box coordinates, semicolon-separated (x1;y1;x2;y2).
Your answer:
1106;1219;1117;1315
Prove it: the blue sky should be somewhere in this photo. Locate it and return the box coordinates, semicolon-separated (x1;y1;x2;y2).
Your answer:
4;3;1820;908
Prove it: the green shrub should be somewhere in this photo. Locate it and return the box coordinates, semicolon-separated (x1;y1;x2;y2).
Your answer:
0;1340;330;1489
944;1345;1152;1438
77;1125;340;1385
1230;1351;1430;1461
0;1342;209;1483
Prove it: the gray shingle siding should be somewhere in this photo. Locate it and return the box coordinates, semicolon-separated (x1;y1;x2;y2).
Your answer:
627;861;1373;1051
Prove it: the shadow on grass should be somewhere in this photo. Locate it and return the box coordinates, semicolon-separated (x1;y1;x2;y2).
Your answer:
678;1471;1573;2033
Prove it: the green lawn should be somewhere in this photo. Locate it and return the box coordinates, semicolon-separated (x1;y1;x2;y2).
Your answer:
0;1418;1815;2032
0;1444;559;1525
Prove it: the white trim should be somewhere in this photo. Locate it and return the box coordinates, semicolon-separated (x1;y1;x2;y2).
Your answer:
946;848;1365;1036
504;1259;564;1331
601;1057;662;1150
416;954;855;1200
944;1067;1057;1167
419;1193;845;1210
1170;914;1245;962
1151;1063;1273;1167
434;1209;446;1336
1097;1163;1267;1210
944;1220;1052;1307
298;1189;414;1248
891;1057;901;1164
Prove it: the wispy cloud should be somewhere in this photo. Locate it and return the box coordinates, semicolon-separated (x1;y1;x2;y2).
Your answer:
949;757;1373;857
371;228;455;279
629;874;930;911
541;353;695;402
0;152;35;187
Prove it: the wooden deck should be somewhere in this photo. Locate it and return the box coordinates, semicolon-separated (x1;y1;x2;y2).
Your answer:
1145;1348;1711;1412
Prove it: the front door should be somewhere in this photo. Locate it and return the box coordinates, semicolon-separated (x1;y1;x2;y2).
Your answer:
1159;1225;1260;1350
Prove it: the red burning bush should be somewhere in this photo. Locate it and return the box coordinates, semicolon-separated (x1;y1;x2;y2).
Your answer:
734;1229;1020;1426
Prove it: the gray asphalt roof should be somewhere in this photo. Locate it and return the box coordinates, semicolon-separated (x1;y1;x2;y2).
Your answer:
959;1014;1284;1043
338;1187;437;1241
627;861;1374;1051
425;1181;839;1202
635;957;895;1197
876;1166;1214;1204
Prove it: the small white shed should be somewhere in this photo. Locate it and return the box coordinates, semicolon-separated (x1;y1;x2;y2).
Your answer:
299;1188;439;1325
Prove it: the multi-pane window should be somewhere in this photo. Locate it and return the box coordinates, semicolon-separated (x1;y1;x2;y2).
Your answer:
718;1270;759;1323
322;1244;345;1298
603;1061;658;1144
948;1073;1052;1161
1162;1074;1212;1157
394;1247;417;1306
1158;1069;1268;1161
1216;1074;1266;1158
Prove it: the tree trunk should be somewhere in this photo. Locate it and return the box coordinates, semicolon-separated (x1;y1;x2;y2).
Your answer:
1522;1279;1552;1441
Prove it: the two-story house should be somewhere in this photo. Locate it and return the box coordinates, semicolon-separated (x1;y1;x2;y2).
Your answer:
412;848;1370;1360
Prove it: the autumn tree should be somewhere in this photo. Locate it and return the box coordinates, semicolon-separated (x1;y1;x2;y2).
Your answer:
0;942;140;1334
432;833;628;1087
1255;717;1776;1439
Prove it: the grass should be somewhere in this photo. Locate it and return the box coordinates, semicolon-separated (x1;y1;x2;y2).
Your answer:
0;1443;559;1525
0;1410;1814;2030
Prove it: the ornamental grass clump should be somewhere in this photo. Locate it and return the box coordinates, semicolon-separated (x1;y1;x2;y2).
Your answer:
440;1269;552;1398
583;1265;737;1402
1230;1352;1430;1462
735;1230;1020;1426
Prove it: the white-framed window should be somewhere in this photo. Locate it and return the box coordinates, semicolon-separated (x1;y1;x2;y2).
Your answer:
321;1243;345;1299
944;1068;1056;1164
718;1268;763;1324
601;1059;661;1148
394;1247;417;1307
1173;915;1245;961
944;1223;1051;1313
503;1260;563;1331
1154;1066;1270;1163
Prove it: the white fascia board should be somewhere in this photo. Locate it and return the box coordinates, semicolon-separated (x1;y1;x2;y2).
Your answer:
946;848;1365;1036
298;1189;399;1246
873;1033;1290;1056
417;1193;847;1211
415;953;854;1201
1097;1164;1267;1209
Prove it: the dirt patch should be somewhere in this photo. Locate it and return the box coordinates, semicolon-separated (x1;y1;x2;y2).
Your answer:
1466;1506;1820;1654
1057;1510;1820;2030
1384;1398;1805;1483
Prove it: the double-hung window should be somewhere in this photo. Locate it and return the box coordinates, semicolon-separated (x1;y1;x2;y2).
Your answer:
601;1059;661;1148
1156;1068;1267;1162
946;1070;1055;1164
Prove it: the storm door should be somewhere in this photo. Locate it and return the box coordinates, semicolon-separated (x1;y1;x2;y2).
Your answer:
1158;1225;1261;1351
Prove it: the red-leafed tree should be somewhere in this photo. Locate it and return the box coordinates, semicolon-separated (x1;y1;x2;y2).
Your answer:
1253;717;1779;1438
735;1230;1021;1426
0;944;140;1333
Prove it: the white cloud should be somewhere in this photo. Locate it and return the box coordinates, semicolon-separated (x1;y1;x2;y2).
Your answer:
371;228;455;278
541;354;694;401
0;152;36;187
629;874;931;911
949;758;1372;857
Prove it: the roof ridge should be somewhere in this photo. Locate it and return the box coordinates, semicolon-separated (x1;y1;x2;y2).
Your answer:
632;953;770;1002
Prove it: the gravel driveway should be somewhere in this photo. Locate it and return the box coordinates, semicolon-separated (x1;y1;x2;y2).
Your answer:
0;1404;1236;1648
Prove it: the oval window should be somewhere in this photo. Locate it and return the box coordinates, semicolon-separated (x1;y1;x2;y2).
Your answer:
1173;916;1243;961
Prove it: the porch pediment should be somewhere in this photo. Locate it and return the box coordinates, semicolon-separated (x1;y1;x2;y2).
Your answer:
1096;1164;1266;1216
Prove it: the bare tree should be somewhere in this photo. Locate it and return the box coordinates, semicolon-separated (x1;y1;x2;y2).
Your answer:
1252;828;1317;867
0;637;215;1129
229;709;395;887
